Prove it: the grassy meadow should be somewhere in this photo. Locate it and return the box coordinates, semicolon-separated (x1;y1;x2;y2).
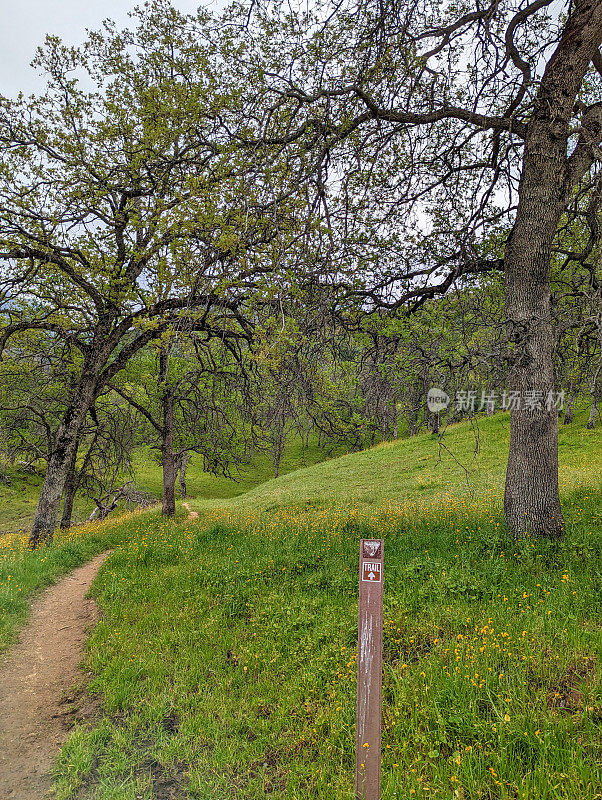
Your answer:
0;412;601;798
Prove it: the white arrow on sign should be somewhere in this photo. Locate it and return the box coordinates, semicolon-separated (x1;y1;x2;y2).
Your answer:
362;562;381;582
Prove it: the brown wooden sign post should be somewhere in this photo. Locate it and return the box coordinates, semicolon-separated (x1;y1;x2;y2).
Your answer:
355;538;384;800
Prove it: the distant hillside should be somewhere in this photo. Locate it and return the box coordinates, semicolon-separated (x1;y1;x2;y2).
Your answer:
190;410;602;516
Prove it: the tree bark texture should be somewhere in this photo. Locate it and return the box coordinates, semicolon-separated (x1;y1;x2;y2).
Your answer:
59;433;81;530
30;376;97;548
160;347;177;517
504;0;602;539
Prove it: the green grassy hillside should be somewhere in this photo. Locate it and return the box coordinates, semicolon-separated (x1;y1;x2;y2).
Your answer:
1;413;600;799
4;411;597;532
132;437;346;501
190;411;602;518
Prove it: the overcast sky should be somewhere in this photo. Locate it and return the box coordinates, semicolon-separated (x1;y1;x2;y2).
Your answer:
0;0;225;98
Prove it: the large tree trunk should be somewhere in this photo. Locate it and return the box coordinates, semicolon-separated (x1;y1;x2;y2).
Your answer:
503;145;566;538
60;427;100;529
503;0;602;539
160;347;177;517
161;430;176;517
60;433;80;530
504;1;602;537
30;381;96;548
504;251;563;538
30;436;77;547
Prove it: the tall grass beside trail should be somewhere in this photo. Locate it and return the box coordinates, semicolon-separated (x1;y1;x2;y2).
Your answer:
1;413;599;798
52;492;602;800
0;513;144;655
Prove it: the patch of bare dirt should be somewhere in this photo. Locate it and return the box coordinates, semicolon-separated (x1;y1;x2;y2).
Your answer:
182;502;198;520
545;655;598;713
0;552;111;800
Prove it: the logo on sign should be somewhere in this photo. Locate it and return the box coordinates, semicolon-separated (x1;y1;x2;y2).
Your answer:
363;540;382;558
361;561;382;583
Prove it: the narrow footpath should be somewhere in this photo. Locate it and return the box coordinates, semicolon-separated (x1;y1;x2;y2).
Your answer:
0;552;111;800
182;502;199;520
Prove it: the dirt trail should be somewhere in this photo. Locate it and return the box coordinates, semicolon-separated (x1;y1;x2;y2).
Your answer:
182;502;198;520
0;552;111;800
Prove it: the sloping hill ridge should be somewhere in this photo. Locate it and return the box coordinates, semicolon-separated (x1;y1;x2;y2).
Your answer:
190;410;602;515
